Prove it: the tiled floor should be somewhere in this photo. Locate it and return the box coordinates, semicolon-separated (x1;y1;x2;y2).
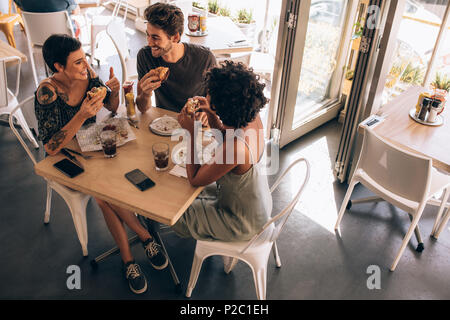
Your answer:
1;8;450;300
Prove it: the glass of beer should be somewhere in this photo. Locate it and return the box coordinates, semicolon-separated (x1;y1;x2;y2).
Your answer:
152;143;169;171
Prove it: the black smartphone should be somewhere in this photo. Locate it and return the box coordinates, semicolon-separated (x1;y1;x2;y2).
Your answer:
125;169;155;191
53;158;84;178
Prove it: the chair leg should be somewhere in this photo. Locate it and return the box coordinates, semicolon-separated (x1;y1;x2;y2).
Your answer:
44;183;52;224
2;23;16;48
431;188;450;236
390;206;426;271
185;250;205;298
433;208;450;239
13;110;39;148
335;179;358;230
65;195;90;256
252;265;267;300
272;242;281;267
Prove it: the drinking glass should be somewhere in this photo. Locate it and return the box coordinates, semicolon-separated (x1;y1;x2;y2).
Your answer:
100;130;117;158
152;143;169;171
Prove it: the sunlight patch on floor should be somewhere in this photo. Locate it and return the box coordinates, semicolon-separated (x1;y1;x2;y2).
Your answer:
286;136;339;233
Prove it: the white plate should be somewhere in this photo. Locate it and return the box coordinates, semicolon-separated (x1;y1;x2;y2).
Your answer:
409;108;443;126
149;115;181;136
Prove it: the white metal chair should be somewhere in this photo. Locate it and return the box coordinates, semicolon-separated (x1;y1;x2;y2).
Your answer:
9;96;91;256
334;128;450;271
21;10;75;87
185;157;310;300
89;0;128;64
0;57;39;148
106;18;137;103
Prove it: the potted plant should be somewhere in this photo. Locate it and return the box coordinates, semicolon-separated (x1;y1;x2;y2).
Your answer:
218;6;231;17
208;0;220;15
233;8;256;42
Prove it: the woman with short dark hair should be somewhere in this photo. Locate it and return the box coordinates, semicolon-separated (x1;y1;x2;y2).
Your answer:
35;34;166;295
174;61;272;242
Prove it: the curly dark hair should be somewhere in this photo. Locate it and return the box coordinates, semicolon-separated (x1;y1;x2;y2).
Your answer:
144;3;184;38
42;34;81;73
205;61;268;128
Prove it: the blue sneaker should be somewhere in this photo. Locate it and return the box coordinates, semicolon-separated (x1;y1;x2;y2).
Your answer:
124;261;148;294
143;238;168;270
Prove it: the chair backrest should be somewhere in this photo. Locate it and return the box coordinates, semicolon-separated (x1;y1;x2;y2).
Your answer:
0;56;21;101
112;0;129;20
21;11;74;46
0;59;7;108
241;157;310;253
357;128;432;202
9;96;39;165
106;19;129;81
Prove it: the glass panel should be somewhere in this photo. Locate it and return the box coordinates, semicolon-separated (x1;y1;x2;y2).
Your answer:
381;0;449;105
292;0;347;129
430;29;450;90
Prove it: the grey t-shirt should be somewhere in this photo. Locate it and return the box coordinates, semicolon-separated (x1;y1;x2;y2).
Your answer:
137;43;217;112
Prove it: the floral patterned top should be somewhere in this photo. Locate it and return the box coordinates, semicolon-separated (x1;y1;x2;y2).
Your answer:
34;74;110;145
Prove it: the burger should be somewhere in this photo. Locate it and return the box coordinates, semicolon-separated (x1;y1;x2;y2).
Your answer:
154;66;170;82
87;86;107;100
186;98;200;115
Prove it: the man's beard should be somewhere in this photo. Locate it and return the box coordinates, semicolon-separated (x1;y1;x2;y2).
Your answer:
151;42;172;58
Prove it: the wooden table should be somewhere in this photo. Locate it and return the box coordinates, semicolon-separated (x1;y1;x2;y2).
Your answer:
34;107;203;226
181;16;253;56
0;39;27;66
372;86;450;174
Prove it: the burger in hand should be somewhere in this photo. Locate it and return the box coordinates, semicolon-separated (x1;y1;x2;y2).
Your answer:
87;86;107;100
186;98;200;116
154;67;170;82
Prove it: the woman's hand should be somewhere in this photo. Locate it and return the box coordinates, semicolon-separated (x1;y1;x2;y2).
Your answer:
105;67;120;98
193;95;224;131
193;96;212;114
178;103;196;133
79;91;104;120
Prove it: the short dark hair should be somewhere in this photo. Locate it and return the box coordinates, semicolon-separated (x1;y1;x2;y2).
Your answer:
144;2;184;38
205;61;268;128
42;34;82;73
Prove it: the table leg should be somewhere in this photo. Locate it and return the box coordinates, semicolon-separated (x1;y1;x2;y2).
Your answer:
138;216;182;294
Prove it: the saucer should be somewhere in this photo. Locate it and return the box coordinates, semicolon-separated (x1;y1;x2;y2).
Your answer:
185;30;208;37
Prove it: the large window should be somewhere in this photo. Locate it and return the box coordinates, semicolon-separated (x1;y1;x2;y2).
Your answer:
382;0;449;105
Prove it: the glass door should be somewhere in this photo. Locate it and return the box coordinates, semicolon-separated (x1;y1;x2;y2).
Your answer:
273;0;354;147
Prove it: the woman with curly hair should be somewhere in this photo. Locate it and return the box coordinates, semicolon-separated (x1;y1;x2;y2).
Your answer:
174;61;272;242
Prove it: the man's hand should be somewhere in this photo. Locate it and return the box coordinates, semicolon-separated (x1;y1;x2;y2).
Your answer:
105;67;120;97
138;69;161;97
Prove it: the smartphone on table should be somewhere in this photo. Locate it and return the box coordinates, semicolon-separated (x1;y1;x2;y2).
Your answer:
125;169;155;191
53;158;84;178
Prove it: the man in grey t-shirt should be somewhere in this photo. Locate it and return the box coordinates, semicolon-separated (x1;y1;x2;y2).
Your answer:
136;2;216;114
